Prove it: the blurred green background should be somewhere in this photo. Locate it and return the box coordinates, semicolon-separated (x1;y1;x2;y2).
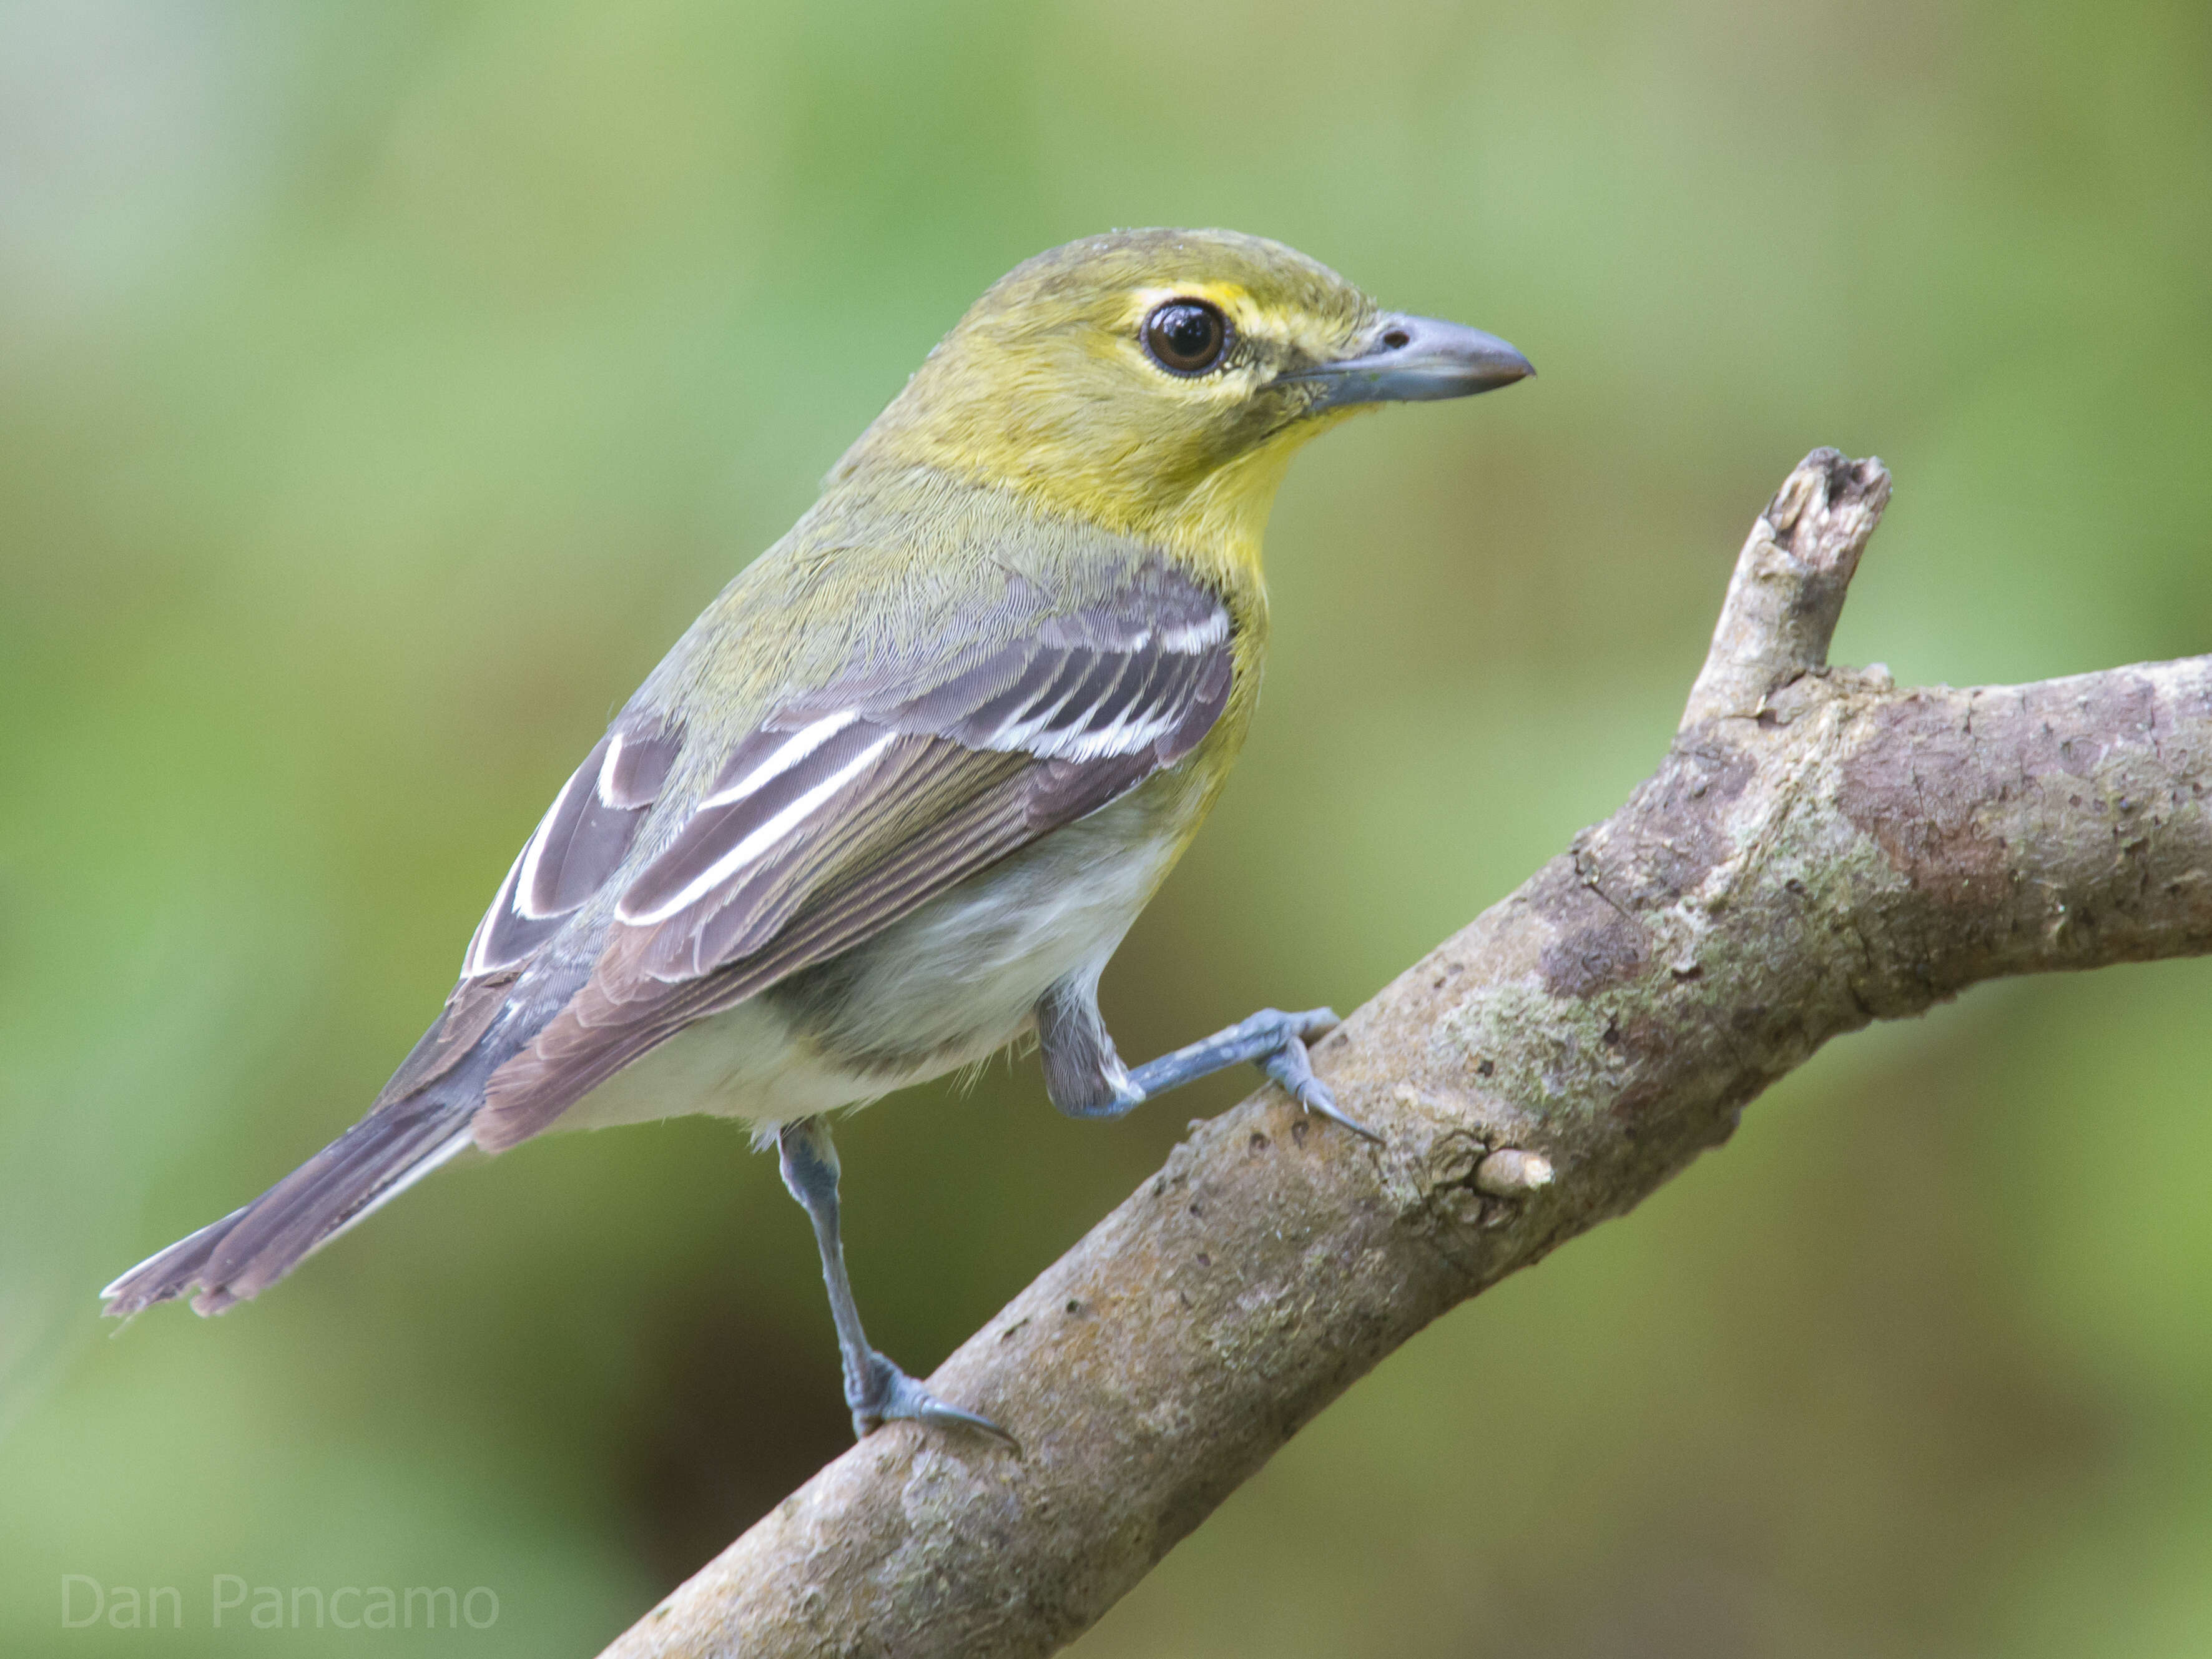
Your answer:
4;0;2210;1652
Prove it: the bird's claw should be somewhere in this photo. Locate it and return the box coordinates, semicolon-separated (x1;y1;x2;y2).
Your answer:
848;1349;1018;1449
1257;1010;1382;1143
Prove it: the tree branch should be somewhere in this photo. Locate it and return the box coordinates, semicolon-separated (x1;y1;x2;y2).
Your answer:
599;450;2212;1659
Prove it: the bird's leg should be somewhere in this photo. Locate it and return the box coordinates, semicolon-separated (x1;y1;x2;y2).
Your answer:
1035;977;1382;1142
775;1118;1013;1445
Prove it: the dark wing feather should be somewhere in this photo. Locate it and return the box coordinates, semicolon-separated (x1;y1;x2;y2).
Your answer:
462;713;682;977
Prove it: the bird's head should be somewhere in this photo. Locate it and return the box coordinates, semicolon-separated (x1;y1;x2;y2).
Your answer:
832;228;1531;558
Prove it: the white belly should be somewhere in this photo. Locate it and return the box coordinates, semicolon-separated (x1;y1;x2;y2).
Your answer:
554;790;1182;1133
551;996;865;1133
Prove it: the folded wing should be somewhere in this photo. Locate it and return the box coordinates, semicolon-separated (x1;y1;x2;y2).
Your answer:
471;559;1234;1147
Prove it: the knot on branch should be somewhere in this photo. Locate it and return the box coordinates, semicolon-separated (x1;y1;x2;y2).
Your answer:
1681;448;1892;730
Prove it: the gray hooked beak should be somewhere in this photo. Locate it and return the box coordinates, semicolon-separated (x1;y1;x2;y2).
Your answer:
1285;312;1534;410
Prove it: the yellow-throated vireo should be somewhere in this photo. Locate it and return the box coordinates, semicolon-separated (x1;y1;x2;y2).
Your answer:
104;229;1531;1440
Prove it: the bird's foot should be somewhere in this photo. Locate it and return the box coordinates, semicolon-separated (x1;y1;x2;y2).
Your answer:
1114;1006;1382;1141
1252;1008;1384;1143
847;1347;1016;1449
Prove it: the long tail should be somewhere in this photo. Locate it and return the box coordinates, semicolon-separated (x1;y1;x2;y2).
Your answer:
101;1099;477;1317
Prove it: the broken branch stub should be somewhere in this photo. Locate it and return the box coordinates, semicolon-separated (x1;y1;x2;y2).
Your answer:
1681;448;1892;729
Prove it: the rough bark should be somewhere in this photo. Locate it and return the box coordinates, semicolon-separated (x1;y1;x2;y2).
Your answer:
598;450;2212;1659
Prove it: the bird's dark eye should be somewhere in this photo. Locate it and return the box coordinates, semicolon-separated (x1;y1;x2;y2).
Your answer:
1143;300;1230;375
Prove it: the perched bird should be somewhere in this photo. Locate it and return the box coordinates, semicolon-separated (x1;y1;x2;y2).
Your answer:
102;229;1530;1439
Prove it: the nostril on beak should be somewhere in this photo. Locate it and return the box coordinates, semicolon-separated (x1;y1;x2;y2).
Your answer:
1381;327;1411;350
